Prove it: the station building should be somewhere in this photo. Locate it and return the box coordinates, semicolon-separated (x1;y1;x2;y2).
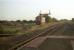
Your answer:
35;11;50;25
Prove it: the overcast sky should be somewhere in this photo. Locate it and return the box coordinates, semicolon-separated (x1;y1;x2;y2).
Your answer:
0;0;74;20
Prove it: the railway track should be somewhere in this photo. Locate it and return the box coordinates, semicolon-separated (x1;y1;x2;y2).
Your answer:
40;22;65;36
8;22;67;50
1;22;73;50
63;22;74;36
7;22;64;50
46;22;74;36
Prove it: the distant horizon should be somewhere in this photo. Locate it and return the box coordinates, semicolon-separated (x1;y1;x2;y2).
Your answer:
0;0;74;21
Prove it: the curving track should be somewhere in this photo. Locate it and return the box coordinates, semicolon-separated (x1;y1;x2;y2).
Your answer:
8;22;62;50
1;22;74;50
16;22;74;50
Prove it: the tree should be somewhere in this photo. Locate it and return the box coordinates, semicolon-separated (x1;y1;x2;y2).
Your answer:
60;19;68;22
52;18;58;22
22;20;27;23
16;20;21;22
72;18;74;21
45;16;52;23
28;20;34;23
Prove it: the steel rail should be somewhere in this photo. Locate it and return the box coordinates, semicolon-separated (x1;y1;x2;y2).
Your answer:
8;22;63;50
